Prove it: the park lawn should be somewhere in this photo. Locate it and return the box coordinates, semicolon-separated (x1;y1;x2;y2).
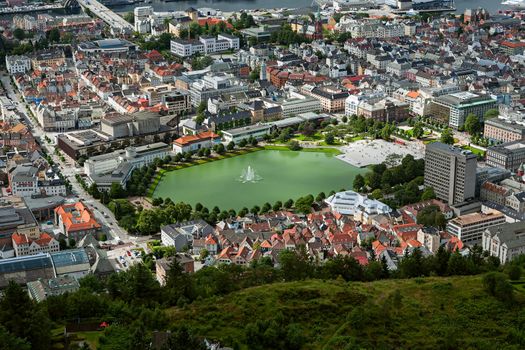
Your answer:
263;145;342;155
462;145;486;157
72;331;103;349
168;276;525;350
293;133;323;141
347;135;364;142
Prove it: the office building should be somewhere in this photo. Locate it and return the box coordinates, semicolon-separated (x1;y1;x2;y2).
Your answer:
482;221;525;263
446;210;506;245
424;142;477;205
429;92;497;129
486;141;525;172
484;118;525;143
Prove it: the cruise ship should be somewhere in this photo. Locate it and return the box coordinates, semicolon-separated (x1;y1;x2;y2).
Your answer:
502;0;525;10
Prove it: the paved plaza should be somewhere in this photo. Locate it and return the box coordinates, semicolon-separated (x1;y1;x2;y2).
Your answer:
337;139;426;167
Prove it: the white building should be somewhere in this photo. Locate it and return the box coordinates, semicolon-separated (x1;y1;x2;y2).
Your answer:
172;131;221;154
324;190;392;223
12;232;60;257
345;92;385;116
84;142;171;177
170;34;240;58
5;55;31;74
222;124;272;143
482;221;525;263
446;210;506;246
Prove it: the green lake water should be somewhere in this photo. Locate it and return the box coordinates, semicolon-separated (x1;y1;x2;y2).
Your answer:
153;150;366;210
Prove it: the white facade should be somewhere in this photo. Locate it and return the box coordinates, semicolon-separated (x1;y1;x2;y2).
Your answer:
222;124;272;143
482;222;525;263
85;143;170;177
324;190;392;217
5;55;31;74
12;234;60;257
447;211;506;246
170;35;240;58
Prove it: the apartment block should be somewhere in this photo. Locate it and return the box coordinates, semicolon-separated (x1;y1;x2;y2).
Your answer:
446;210;506;245
486;141;525;172
484;118;525;143
424;142;477;205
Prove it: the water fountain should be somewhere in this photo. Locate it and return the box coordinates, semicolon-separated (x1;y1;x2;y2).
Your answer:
238;165;262;183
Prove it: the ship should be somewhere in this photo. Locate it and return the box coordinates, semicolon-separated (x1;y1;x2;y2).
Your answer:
502;0;525;10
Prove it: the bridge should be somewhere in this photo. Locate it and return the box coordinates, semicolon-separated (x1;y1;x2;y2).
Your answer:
77;0;133;33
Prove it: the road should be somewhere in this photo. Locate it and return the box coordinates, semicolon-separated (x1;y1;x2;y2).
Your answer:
77;0;133;32
0;73;143;244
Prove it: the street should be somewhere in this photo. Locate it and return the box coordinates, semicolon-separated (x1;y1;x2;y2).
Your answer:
0;73;144;245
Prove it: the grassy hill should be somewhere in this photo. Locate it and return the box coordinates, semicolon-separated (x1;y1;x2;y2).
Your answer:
169;276;525;350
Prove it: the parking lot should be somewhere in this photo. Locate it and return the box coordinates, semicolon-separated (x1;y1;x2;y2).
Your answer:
106;244;146;272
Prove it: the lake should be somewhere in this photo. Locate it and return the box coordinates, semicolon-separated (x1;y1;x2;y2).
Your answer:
153;149;367;210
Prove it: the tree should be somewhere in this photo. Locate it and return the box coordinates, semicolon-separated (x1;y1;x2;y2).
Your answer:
483;272;513;303
215;143;226;155
272;201;282;211
353;174;365;192
324;133;335;145
440;128;454;145
484;109;499;120
124;11;135;24
46;28;60;43
109;183;127;199
507;264;522;281
421;187;436;201
412;123;424;139
163;326;207;350
279;248;314;281
295;195;314;214
239;138;248;147
287;140;302;151
227;141;235;151
464;114;481;135
13;28;25;41
284;199;294;209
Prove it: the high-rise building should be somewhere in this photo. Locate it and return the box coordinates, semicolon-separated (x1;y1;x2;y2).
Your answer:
424;142;477;205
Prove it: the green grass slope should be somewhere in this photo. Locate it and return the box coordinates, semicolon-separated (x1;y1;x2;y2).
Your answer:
169;276;525;350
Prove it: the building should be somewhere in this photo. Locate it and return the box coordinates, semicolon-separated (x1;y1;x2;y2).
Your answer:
189;73;249;107
0;254;55;288
480;182;511;206
324;190;392;223
12;232;59;257
172;131;221;154
484;118;525;143
100;112;161;139
161;220;214;251
482;221;525;263
8;164;38;197
221;124;272;143
170;34;239;57
429;92;497;129
446;210;506;245
301;85;349;113
5;55;31;74
54;202;101;241
156;254;195;285
0;202;39;249
486;141;525;172
84;142;171;180
77;39;136;55
416;227;441;253
278;92;321;117
27;275;80;302
424;142;477;205
500;41;525;56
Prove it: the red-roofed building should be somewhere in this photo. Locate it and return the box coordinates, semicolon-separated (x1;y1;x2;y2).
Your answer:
172;131;221;154
500;41;525;55
393;223;422;243
12;232;60;257
54;201;101;241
